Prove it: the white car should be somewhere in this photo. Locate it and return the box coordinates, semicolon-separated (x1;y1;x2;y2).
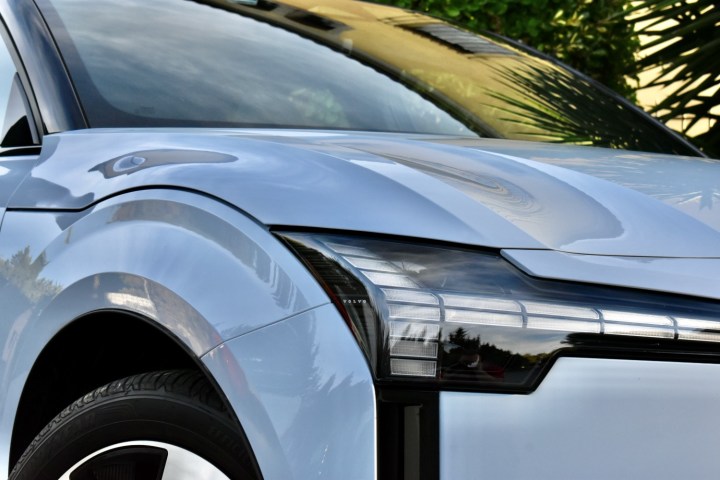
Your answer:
0;0;718;479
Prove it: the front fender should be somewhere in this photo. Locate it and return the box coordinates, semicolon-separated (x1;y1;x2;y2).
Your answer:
0;188;330;473
203;303;377;480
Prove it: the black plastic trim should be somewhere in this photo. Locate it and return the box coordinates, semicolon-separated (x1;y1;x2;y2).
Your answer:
0;17;41;143
378;388;439;480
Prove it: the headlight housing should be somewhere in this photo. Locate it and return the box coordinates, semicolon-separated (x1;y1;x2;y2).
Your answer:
280;232;720;392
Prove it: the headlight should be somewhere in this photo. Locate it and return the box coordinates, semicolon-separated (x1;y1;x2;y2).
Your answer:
280;233;720;392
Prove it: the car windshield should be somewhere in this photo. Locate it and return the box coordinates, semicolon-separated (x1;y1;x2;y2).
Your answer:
39;0;698;155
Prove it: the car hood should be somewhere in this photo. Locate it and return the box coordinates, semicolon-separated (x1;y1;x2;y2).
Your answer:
14;129;720;258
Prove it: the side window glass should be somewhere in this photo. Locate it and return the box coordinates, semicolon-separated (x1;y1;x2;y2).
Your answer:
0;36;35;148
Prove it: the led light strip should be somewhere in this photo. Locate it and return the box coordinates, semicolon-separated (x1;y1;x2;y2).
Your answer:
327;244;720;378
379;288;704;340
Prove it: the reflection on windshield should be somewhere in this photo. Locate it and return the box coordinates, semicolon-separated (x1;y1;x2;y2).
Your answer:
41;0;698;154
43;0;473;136
485;63;684;152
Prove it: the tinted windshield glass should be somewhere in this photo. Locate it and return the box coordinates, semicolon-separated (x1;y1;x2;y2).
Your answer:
40;0;473;135
40;0;698;155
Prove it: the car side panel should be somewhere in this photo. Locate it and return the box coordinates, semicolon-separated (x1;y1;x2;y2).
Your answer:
440;357;720;479
203;303;377;480
0;189;330;474
0;155;34;224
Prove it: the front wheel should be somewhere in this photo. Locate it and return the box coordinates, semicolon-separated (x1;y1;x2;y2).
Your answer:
10;370;258;480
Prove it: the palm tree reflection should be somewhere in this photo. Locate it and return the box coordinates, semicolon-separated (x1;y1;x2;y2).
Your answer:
485;63;690;154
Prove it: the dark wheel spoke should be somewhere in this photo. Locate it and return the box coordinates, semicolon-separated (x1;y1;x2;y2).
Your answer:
59;441;231;480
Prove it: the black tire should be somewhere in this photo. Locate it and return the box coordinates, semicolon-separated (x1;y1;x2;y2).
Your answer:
9;370;258;480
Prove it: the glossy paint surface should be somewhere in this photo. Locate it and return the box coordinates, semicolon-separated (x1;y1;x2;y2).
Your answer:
440;357;720;479
0;189;329;473
203;304;375;480
504;249;720;300
0;0;717;478
0;154;35;220
442;136;720;231
0;188;328;345
1;127;718;478
12;129;720;258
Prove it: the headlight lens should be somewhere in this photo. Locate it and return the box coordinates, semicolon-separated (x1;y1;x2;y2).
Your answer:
280;233;720;392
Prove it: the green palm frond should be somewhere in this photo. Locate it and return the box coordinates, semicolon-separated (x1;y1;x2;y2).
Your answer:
629;0;720;156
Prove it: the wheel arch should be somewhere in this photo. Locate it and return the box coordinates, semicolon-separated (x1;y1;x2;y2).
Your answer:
9;309;202;469
0;189;329;475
